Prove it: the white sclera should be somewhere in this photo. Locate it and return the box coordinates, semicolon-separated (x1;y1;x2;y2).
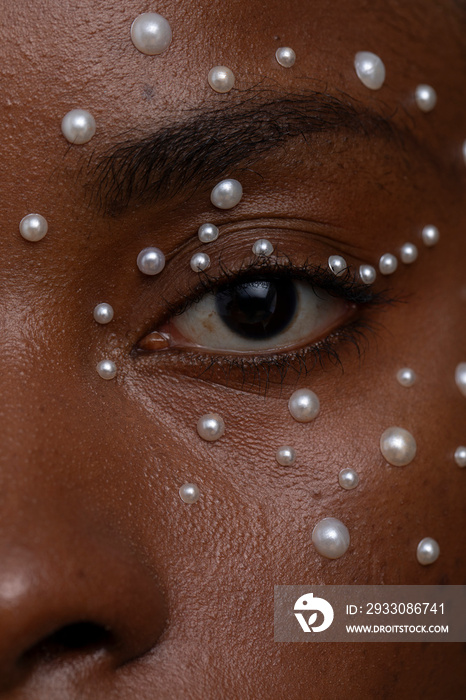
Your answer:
288;389;320;422
208;66;235;93
130;12;172;55
354;51;386;90
210;179;243;209
312;517;350;559
380;426;417;466
179;483;200;504
275;47;296;68
19;214;48;242
416;537;440;565
61;109;96;145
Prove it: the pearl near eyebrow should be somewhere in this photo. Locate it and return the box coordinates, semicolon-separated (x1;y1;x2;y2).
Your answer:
210;179;243;209
130;12;172;55
414;84;437;113
379;253;398;275
208;66;235;93
19;214;48;242
61;109;96;145
400;242;418;264
354;51;386;90
252;239;274;256
275;47;296;68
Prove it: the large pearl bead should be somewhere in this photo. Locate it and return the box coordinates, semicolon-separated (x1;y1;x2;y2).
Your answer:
96;360;117;380
61;109;96;145
396;368;417;387
416;537;440;565
455;362;466;397
190;252;210;272
130;12;172;55
354;51;386;90
276;446;296;466
198;223;219;243
252;239;274;256
137;247;166;275
179;483;200;504
380;426;417;466
379;253;398;275
328;255;347;276
421;225;440;247
359;264;376;285
338;468;359;490
197;413;225;442
415;84;437;112
93;303;114;325
210;179;243;209
208;66;235;93
312;517;350;559
288;389;320;422
275;47;296;68
19;213;48;242
454;446;466;467
400;242;418;264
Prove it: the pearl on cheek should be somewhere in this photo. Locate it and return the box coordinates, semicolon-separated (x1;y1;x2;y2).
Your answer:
61;109;96;145
137;247;166;275
380;426;417;466
416;537;440;565
93;303;114;324
421;225;440;247
454;446;466;467
19;214;48;242
275;47;296;67
252;239;274;256
288;389;320;422
96;360;117;380
179;483;200;504
312;517;350;559
396;367;417;387
354;51;386;90
198;223;219;243
190;252;211;272
276;446;296;466
455;362;466;397
328;255;347;276
379;253;398;275
197;414;225;442
359;264;376;284
338;468;359;490
210;179;243;209
414;84;437;112
208;66;235;93
130;12;172;55
400;243;418;264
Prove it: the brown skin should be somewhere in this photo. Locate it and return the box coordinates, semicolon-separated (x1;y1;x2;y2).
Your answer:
1;0;465;697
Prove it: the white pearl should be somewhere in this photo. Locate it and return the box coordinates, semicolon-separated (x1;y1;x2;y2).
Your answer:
415;84;437;113
400;242;418;264
130;12;172;55
19;213;48;242
190;252;211;272
454;446;466;467
455;362;466;397
276;446;296;466
359;264;376;285
275;47;296;68
312;517;350;559
396;367;417;387
416;537;440;565
210;179;243;209
328;255;347;276
61;109;96;145
179;483;200;504
137;247;166;275
197;413;225;442
96;360;117;380
93;303;114;325
198;223;219;243
380;426;417;466
208;66;235;93
462;139;466;166
421;225;439;247
252;239;274;257
288;388;320;422
338;468;359;490
354;51;386;90
379;253;398;275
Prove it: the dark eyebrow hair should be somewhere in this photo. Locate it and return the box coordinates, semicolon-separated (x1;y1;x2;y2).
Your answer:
87;89;398;216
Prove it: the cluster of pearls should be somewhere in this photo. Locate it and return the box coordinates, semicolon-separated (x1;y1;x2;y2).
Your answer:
421;225;440;247
137;247;166;275
328;255;347;276
61;109;96;145
96;360;117;380
211;179;243;209
208;66;235;93
312;517;350;559
288;389;320;422
276;446;296;466
338;468;359;490
93;303;114;325
275;47;296;68
400;242;418;264
416;537;440;565
454;446;466;467
379;253;398;275
414;84;437;113
197;413;225;442
130;12;172;55
396;367;417;387
19;214;48;242
354;51;386;90
179;483;200;504
380;426;417;466
252;239;274;257
359;264;376;285
190;252;211;272
455;362;466;397
198;223;219;243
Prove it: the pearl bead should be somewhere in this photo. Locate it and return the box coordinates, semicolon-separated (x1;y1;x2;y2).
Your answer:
400;242;418;264
354;51;386;90
454;446;466;467
455;362;466;397
396;367;417;387
328;255;347;276
288;388;320;422
380;426;417;466
19;213;48;242
130;12;172;55
359;264;376;285
190;252;211;272
379;253;398;275
210;179;243;209
462;139;466;166
421;225;439;247
137;247;166;275
61;109;96;145
93;303;114;325
338;468;359;490
252;239;274;257
415;84;437;113
96;360;116;380
208;66;235;93
198;223;219;243
312;517;350;559
276;446;296;466
416;537;440;565
275;47;296;68
197;413;225;442
179;483;200;504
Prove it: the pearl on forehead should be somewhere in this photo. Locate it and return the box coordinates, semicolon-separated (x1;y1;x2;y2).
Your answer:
96;360;117;380
19;214;48;242
190;252;211;272
328;255;347;276
179;483;200;504
359;264;376;285
137;247;166;275
338;468;359;490
208;66;235;93
421;225;439;247
93;303;114;325
415;84;437;113
454;446;466;467
276;446;296;466
396;367;417;387
380;426;417;466
379;253;398;275
210;179;243;209
455;362;466;397
312;517;350;559
354;51;386;90
130;12;172;55
197;413;225;442
288;388;320;422
252;239;274;257
400;242;418;264
198;223;219;243
275;47;296;68
416;537;440;565
61;109;96;145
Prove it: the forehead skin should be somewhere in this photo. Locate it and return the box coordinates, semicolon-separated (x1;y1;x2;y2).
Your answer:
1;0;466;698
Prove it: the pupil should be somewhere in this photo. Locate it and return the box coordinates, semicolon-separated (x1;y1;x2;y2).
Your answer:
215;278;297;340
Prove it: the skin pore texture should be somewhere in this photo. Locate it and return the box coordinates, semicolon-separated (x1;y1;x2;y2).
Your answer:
1;0;465;697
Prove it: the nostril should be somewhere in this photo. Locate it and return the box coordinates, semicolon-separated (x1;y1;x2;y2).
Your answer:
22;621;116;665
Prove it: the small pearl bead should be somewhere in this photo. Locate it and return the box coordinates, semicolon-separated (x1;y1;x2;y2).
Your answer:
415;84;437;113
455;362;466;397
61;109;96;145
275;47;296;68
252;239;274;257
19;214;48;242
359;264;376;285
462;139;466;166
454;446;466;467
379;253;398;275
137;247;166;275
416;537;440;565
400;242;418;264
210;179;243;209
208;66;235;93
197;413;225;442
380;426;417;466
276;446;296;466
93;303;114;325
179;483;200;504
190;252;210;272
198;223;219;243
396;367;417;387
96;360;117;380
328;255;347;276
338;468;359;490
421;225;440;247
130;12;172;55
354;51;386;90
288;388;320;422
312;517;350;559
